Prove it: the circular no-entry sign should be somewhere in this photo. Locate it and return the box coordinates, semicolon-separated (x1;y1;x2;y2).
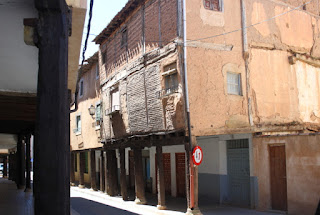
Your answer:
192;146;203;166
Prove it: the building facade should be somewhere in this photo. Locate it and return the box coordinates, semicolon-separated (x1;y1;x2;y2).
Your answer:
186;0;320;214
70;0;320;214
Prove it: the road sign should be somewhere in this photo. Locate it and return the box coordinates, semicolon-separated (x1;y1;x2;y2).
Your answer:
192;146;203;166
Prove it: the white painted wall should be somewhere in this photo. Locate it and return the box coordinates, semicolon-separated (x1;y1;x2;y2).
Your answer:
149;145;185;197
197;134;254;176
0;0;38;93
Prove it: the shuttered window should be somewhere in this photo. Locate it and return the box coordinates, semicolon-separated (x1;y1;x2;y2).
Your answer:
227;72;242;96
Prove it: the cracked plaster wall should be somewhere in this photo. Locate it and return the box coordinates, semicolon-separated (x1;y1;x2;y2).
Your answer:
187;0;320;136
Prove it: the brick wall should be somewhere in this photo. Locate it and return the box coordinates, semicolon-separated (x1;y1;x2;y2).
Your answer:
98;0;178;86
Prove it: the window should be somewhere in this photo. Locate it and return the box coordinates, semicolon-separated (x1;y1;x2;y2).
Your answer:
102;51;106;64
84;151;88;174
204;0;222;11
163;62;179;95
111;88;120;112
95;64;99;79
227;72;242;95
79;79;84;98
95;103;101;126
121;28;128;49
75;115;81;134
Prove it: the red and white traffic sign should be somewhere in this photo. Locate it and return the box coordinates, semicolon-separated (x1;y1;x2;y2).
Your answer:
192;146;203;166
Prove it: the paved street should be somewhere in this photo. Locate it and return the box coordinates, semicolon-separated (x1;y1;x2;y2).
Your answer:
70;186;279;215
0;178;280;215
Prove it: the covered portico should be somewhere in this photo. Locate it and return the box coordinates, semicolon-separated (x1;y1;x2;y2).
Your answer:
0;0;86;214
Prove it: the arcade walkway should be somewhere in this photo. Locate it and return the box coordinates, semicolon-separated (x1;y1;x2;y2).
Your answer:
0;178;33;214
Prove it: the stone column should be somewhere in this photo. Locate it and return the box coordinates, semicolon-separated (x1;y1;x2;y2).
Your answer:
70;152;75;186
106;149;119;196
90;149;97;191
3;156;8;178
156;145;166;210
79;152;85;188
25;134;31;191
119;148;128;200
133;147;146;204
100;150;105;192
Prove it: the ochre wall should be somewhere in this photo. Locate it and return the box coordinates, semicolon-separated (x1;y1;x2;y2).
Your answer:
187;0;320;136
253;135;320;215
186;0;249;137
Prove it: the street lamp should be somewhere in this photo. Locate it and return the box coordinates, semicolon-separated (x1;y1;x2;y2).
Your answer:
88;104;95;116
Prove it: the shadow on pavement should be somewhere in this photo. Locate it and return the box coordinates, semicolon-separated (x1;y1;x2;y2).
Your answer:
71;197;138;215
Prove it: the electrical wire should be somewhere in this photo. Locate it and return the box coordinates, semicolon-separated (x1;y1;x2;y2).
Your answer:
81;0;94;66
84;0;314;48
186;0;314;43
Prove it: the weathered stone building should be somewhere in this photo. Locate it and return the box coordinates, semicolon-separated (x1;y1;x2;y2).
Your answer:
70;0;320;214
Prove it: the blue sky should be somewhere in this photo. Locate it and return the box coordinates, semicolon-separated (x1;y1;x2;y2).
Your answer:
80;0;128;62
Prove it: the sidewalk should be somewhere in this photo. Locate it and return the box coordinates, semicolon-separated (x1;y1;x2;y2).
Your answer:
70;186;278;215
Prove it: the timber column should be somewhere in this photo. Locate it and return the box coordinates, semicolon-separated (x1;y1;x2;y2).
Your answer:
79;152;85;188
25;134;32;191
156;145;166;210
34;1;70;214
3;156;8;178
16;135;25;189
119;148;128;200
8;153;13;180
106;149;119;196
70;152;75;186
133;147;146;204
100;150;105;192
90;149;97;191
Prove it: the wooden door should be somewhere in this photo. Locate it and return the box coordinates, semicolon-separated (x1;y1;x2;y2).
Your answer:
175;153;186;197
270;145;287;211
155;153;171;195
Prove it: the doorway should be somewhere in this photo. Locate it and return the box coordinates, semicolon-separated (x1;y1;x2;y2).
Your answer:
269;145;287;211
227;139;250;207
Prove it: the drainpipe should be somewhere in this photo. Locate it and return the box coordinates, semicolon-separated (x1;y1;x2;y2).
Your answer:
240;0;254;126
182;0;195;209
70;71;80;113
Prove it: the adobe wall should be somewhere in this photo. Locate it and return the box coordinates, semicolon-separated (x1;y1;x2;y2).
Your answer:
187;0;320;136
253;135;320;215
186;0;249;137
70;63;103;151
247;0;320;130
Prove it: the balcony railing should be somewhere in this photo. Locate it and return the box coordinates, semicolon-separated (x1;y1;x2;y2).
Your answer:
157;85;180;98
